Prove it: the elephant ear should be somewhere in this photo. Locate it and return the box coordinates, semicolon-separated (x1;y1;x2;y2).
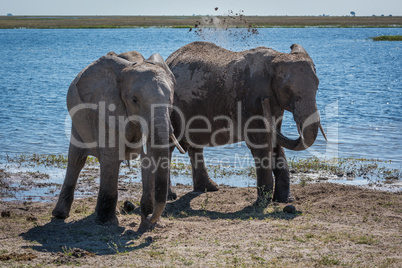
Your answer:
290;44;310;57
146;53;176;86
72;54;130;113
67;53;131;147
117;51;145;63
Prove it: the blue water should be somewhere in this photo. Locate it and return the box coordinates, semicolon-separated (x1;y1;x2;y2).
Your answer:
0;28;401;167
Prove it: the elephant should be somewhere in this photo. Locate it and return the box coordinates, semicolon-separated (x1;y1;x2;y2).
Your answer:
52;50;184;231
166;41;326;204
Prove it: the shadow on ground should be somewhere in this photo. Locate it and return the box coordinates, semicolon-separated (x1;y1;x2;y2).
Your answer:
162;190;300;221
19;214;152;256
20;188;298;257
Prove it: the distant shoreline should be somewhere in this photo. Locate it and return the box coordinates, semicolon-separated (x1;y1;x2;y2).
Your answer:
0;15;401;29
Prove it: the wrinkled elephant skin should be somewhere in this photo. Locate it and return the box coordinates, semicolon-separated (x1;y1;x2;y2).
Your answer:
166;41;323;204
52;51;180;230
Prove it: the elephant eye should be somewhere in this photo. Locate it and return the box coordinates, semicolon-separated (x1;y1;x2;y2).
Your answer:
133;96;139;104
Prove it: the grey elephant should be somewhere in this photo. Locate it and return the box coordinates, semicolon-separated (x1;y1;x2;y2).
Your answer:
166;41;326;204
52;51;184;231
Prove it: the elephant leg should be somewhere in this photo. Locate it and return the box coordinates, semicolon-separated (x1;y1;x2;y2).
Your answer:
188;147;219;192
52;129;87;219
249;146;274;205
272;146;293;202
167;145;177;200
167;180;177;200
247;127;274;206
95;159;120;225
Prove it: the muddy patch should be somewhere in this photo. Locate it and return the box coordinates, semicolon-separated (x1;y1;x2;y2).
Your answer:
0;183;401;267
0;155;401;266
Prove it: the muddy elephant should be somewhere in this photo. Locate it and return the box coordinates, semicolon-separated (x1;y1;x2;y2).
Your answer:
52;51;184;231
166;41;326;204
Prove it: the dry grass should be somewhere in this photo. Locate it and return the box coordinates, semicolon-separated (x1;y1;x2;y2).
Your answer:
0;15;401;29
0;156;401;266
0;183;401;267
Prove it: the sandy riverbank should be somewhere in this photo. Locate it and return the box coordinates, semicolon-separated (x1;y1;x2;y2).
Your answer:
0;163;401;267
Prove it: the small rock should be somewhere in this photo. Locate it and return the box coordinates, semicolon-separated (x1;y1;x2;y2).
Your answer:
125;229;136;236
129;222;138;227
123;200;135;213
71;248;94;258
26;214;37;221
283;205;296;214
1;211;11;218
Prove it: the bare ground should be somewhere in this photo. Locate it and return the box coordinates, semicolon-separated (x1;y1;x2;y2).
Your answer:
0;168;401;267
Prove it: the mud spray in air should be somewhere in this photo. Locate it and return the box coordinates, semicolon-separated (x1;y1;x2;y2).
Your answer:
189;8;259;50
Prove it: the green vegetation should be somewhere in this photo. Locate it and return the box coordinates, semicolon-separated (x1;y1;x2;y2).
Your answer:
288;156;401;182
372;35;402;41
3;154;401;183
4;153;100;168
316;255;341;266
0;15;401;29
351;235;377;245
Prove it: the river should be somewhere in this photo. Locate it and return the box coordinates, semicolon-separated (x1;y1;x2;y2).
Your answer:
0;27;401;167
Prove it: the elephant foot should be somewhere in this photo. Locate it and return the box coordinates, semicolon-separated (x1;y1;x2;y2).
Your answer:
253;196;272;208
95;193;119;225
52;207;69;219
193;179;219;192
138;217;156;233
52;192;74;219
167;189;177;201
52;202;71;219
273;191;294;203
95;213;119;226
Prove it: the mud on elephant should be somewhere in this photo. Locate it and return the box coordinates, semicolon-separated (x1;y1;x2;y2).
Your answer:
166;41;326;204
52;51;184;231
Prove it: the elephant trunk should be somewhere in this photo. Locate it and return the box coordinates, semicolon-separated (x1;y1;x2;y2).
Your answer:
140;108;170;231
150;122;169;220
262;99;319;151
277;119;319;151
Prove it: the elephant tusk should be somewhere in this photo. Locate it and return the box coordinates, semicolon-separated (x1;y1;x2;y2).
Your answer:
319;123;328;142
142;134;148;155
170;134;186;154
296;123;304;140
